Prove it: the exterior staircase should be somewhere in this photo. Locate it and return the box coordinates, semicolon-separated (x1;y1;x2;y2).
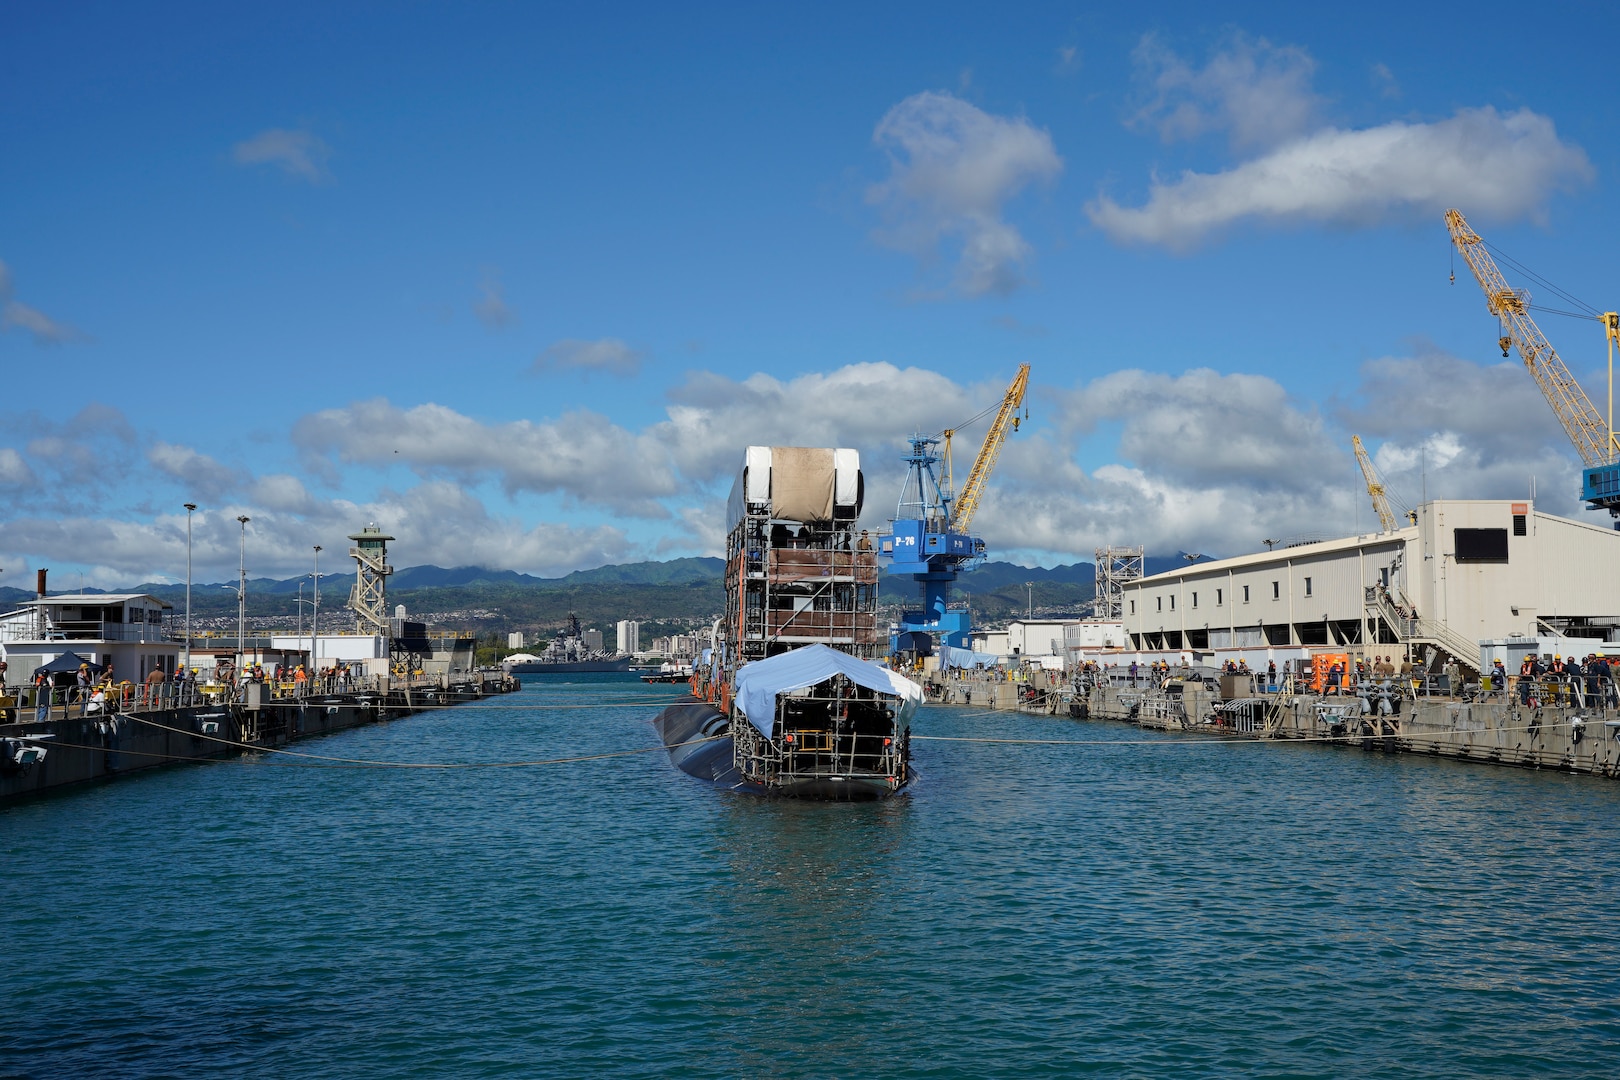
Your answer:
1364;586;1482;673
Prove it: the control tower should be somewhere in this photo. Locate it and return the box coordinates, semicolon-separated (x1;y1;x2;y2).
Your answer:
347;523;395;635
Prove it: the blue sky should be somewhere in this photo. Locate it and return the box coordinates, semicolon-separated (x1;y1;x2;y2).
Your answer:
4;1;1619;585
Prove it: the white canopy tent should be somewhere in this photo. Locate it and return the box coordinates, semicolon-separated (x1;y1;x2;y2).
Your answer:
732;644;922;738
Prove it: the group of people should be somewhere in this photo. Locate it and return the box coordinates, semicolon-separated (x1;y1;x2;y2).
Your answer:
1512;652;1617;706
28;661;196;720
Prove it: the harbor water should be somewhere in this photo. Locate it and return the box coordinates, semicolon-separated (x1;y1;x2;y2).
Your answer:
4;674;1620;1077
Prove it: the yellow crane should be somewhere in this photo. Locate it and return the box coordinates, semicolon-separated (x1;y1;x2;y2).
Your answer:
1352;435;1398;533
1445;208;1619;470
944;363;1029;532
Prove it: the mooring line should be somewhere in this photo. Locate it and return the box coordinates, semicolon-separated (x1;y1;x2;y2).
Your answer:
121;712;725;768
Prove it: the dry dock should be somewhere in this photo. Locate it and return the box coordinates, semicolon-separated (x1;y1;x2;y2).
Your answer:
925;667;1620;777
0;674;518;801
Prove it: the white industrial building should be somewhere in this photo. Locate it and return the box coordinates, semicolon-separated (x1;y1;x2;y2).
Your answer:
1123;499;1620;671
0;593;179;682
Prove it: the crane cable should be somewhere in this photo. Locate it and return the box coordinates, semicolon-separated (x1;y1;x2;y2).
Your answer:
114;711;726;768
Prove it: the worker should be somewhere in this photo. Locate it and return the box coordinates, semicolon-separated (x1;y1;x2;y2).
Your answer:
857;530;872;552
34;669;51;722
1491;658;1507;700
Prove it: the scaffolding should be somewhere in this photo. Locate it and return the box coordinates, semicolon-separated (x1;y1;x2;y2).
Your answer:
1095;545;1144;621
724;513;881;666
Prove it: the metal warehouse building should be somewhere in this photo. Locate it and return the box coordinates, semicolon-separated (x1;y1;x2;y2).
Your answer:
1123;500;1620;671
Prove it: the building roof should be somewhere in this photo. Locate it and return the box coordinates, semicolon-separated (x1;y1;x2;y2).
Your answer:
1136;527;1417;586
25;593;174;609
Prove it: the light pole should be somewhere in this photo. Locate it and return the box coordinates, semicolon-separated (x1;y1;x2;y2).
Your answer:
184;503;197;677
1025;581;1034;620
236;515;250;671
312;544;322;672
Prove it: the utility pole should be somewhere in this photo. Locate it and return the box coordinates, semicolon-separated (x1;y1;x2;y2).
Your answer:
1025;581;1034;619
312;544;322;671
236;515;250;671
184;503;196;676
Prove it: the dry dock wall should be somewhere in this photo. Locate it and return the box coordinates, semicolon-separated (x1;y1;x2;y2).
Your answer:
927;669;1620;778
0;679;510;802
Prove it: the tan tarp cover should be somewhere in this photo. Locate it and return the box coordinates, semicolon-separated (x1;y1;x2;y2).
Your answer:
769;446;836;523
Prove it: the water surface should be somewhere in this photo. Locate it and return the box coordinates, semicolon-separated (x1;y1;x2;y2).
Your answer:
3;675;1618;1077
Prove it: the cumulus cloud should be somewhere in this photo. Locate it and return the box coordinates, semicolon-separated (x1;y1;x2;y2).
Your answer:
474;270;514;328
1056;367;1340;491
232;128;332;182
1336;349;1585;513
292;399;678;514
0;258;87;345
532;337;641;377
0;486;635;586
868;91;1062;296
1092;32;1591;250
1;349;1603;584
1129;32;1320;150
1091;106;1592;249
147;441;241;501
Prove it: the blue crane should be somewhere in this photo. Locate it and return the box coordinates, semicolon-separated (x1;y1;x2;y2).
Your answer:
880;364;1030;657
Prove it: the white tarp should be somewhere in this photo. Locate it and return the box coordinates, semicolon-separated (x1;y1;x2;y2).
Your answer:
733;644;922;738
940;644;1000;670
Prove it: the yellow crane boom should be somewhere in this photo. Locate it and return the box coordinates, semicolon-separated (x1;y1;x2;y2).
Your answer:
1445;208;1616;467
947;363;1029;532
1352;435;1397;533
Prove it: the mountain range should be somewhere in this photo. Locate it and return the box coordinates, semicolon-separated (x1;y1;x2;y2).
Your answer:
0;555;1189;637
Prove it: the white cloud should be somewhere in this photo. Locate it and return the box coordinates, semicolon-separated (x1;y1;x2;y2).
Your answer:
1;350;1604;583
868;91;1062;296
532;337;641;376
474;270;513;328
0;258;87;345
147;441;241;501
232;128;332;183
1090;106;1592;250
1056;367;1340;492
0;448;34;487
291;399;678;514
1129;32;1320;150
0;485;635;586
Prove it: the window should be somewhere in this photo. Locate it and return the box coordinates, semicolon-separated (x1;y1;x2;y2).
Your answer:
1192;592;1198;608
1130;600;1135;615
1157;597;1162;611
1170;595;1176;610
1455;527;1510;562
1272;581;1280;599
1216;588;1223;605
1243;585;1250;603
1304;577;1313;597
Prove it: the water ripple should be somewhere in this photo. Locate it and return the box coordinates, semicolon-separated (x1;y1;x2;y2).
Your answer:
4;677;1620;1077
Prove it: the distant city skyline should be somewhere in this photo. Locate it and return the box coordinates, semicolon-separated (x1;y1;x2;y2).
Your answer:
4;3;1617;588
